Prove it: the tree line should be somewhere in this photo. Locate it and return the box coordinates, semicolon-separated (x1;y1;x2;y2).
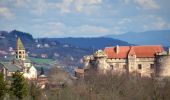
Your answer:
0;71;44;100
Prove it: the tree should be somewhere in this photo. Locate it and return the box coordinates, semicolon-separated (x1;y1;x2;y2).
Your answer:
40;67;44;75
30;82;42;100
11;71;28;100
0;72;7;99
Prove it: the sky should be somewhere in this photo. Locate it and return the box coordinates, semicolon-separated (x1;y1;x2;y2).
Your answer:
0;0;170;38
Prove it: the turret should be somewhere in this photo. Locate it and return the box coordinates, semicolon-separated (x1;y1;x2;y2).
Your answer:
93;50;107;58
168;47;170;55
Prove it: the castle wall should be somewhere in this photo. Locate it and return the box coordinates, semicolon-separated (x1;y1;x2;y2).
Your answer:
129;57;155;77
106;58;127;73
83;46;170;78
156;55;170;77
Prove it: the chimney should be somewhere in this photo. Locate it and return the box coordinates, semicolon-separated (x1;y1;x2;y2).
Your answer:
116;45;119;54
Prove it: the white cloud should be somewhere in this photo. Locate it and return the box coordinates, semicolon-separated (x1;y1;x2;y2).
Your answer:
31;21;110;37
70;25;109;36
134;0;160;10
123;0;160;10
13;0;31;8
31;0;49;15
0;7;15;20
55;0;102;13
117;18;132;25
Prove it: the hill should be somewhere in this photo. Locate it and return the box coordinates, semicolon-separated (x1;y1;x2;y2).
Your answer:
0;30;131;74
0;30;34;50
105;30;170;46
50;37;131;50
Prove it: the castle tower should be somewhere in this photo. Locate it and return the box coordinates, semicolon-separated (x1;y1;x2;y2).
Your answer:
93;50;109;74
16;37;26;60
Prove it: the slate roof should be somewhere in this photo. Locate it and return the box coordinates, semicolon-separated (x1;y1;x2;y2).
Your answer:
0;62;22;72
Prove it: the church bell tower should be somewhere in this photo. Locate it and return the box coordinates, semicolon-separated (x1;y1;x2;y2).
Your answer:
16;37;26;60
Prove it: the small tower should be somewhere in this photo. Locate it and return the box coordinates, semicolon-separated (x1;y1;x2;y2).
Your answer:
16;37;26;60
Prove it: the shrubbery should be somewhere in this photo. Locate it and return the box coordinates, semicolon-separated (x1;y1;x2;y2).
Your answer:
47;70;170;100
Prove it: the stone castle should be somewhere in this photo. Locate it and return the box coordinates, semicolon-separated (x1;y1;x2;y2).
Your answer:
82;45;170;78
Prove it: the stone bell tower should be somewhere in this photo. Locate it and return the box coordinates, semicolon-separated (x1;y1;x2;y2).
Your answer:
16;37;26;60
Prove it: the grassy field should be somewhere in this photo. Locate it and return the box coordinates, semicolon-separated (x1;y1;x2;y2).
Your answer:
29;57;53;64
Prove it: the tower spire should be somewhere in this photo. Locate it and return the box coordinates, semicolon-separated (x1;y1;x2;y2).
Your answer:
16;37;25;50
16;37;26;60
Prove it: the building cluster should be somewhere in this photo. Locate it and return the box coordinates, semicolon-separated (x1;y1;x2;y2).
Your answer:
0;37;48;89
75;45;170;78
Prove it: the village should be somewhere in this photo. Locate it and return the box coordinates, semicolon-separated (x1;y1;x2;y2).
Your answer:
0;36;170;100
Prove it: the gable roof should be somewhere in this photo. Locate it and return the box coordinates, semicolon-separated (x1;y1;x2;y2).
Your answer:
104;45;164;59
0;62;22;72
104;46;130;59
129;45;164;58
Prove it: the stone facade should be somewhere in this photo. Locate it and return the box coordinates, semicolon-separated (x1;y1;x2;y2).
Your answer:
83;45;170;78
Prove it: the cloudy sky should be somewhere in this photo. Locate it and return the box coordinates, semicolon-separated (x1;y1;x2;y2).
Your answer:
0;0;170;37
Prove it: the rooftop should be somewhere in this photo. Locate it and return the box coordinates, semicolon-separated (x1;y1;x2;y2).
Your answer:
104;45;164;59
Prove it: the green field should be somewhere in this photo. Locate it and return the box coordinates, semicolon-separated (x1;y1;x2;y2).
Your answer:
29;57;53;64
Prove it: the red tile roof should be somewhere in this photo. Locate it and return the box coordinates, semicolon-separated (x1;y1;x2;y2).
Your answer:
130;45;164;58
104;45;164;59
104;46;130;59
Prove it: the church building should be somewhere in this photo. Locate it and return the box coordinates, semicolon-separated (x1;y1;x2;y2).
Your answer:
0;37;37;80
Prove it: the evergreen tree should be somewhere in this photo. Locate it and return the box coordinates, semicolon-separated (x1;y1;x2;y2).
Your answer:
11;71;28;100
0;72;7;99
40;67;44;75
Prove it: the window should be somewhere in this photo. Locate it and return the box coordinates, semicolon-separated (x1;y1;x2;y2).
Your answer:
138;64;142;69
150;64;154;69
110;65;114;70
19;51;21;54
123;65;127;69
19;55;21;58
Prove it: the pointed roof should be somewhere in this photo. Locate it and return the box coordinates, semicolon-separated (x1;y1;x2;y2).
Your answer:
16;37;25;50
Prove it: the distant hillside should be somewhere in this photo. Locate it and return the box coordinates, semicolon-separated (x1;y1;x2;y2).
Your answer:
0;30;131;72
50;37;131;50
0;30;34;50
105;30;170;46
